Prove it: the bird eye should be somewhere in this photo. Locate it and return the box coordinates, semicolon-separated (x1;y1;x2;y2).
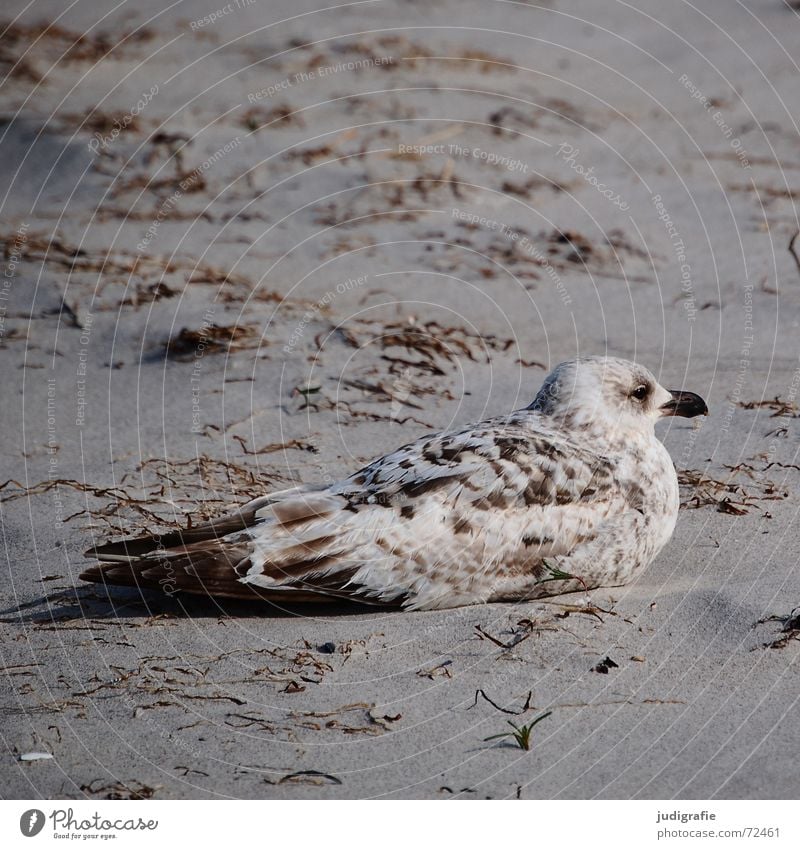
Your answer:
631;384;649;401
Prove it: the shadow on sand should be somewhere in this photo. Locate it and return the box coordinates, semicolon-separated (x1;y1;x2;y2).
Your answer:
0;582;391;625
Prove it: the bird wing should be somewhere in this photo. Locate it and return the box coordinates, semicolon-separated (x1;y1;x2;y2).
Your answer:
316;412;630;608
82;412;627;606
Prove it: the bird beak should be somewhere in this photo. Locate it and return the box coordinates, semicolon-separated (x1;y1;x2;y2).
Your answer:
660;390;708;418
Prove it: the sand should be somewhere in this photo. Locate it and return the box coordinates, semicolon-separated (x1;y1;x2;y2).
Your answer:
1;0;799;800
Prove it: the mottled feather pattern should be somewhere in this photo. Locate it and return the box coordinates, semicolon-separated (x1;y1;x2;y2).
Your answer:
81;357;706;610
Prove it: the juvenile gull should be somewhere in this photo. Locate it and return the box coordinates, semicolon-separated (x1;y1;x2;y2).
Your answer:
81;357;707;610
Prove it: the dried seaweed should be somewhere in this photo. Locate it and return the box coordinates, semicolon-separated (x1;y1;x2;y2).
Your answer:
314;164;468;226
286;144;336;166
756;609;800;649
59;111;140;135
501;176;567;198
0;477;171;526
339;377;425;409
336;318;514;369
488;106;540;136
737;396;799;417
118;281;177;308
242;104;304;130
0;20;154;85
165;323;264;357
678;467;787;514
1;444;293;541
1;233;260;316
548;229;594;263
80;779;160;800
290;702;394;736
231;435;318;455
417;660;453;680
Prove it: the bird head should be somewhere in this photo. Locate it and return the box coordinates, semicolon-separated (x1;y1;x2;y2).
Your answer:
528;356;708;439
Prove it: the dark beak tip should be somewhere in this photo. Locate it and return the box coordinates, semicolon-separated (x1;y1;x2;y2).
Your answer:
663;390;709;419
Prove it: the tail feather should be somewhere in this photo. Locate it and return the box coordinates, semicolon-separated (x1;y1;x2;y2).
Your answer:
79;485;388;604
83;485;327;562
80;556;381;605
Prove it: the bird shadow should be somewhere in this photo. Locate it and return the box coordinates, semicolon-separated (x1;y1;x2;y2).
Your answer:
0;583;389;625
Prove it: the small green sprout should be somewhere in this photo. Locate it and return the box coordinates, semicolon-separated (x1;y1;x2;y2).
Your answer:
293;384;321;397
535;559;588;591
484;710;553;751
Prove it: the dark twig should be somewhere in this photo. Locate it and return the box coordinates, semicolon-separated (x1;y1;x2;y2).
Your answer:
469;689;533;715
278;770;342;786
473;624;507;648
790;230;800;278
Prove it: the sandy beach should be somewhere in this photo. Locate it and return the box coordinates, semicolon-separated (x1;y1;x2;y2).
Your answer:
1;0;799;799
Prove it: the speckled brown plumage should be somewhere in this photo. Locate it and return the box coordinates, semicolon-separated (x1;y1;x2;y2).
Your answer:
81;357;707;610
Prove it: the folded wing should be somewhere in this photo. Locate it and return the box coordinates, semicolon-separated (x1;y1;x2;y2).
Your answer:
81;413;625;607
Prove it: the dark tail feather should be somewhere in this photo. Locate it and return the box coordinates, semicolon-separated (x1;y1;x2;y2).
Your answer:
83;485;330;561
80;558;374;605
80;541;253;597
84;519;250;561
79;485;387;605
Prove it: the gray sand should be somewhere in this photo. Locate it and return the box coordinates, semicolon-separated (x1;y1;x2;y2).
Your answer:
1;0;799;799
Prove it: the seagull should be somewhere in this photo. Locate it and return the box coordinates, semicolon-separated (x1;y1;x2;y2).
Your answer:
81;356;707;610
